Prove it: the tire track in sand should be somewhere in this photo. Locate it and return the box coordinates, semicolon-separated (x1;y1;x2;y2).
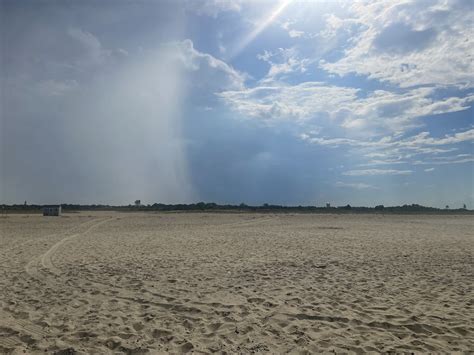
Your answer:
25;217;113;278
0;217;97;268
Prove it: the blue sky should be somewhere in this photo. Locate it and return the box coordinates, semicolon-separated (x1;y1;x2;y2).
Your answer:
1;0;473;207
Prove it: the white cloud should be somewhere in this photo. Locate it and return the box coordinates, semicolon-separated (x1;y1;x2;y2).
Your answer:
339;89;474;133
424;168;435;172
319;1;474;88
185;0;242;17
257;50;273;62
280;19;306;38
343;169;412;176
257;48;310;83
358;158;406;167
302;127;474;170
173;39;246;91
36;79;78;96
281;20;292;31
303;128;474;150
335;181;378;189
216;1;473;149
288;29;304;38
67;27;109;66
402;129;474;147
414;157;474;165
219;82;358;122
220;81;473;132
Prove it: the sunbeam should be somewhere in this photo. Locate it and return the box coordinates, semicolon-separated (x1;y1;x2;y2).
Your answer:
229;0;293;59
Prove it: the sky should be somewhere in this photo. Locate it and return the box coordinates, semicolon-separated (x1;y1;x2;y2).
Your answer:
1;0;473;208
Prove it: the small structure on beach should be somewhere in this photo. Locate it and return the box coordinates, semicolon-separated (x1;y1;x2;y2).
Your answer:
326;202;331;208
43;205;61;216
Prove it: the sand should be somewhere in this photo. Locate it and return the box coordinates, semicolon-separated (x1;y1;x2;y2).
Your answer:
0;212;473;353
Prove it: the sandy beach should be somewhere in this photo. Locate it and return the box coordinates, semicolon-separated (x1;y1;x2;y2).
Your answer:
0;212;473;353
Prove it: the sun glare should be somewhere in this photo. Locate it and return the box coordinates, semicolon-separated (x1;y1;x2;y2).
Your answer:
230;0;294;59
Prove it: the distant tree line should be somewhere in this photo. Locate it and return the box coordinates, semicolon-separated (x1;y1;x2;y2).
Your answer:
1;202;472;214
